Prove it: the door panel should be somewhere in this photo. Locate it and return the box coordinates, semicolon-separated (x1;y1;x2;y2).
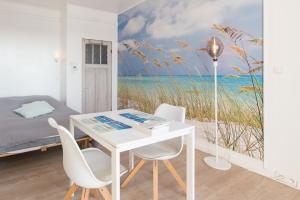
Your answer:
84;68;96;113
96;68;110;112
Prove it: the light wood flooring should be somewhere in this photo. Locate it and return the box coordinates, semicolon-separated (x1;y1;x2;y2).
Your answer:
0;147;299;200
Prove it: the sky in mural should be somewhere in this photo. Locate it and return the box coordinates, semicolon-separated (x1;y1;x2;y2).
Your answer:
118;0;263;76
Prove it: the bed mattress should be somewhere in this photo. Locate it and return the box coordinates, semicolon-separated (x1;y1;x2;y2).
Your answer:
0;95;85;153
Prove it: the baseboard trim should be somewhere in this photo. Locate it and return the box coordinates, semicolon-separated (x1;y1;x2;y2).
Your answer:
195;137;300;191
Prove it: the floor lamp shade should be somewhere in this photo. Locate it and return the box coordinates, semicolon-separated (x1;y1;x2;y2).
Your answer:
203;37;231;171
206;37;224;61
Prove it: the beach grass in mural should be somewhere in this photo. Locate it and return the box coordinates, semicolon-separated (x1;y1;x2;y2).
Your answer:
118;0;263;159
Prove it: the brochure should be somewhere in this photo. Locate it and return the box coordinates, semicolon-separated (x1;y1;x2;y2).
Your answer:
80;115;132;133
120;111;170;135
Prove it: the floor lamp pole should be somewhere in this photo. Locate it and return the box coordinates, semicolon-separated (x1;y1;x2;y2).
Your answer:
203;60;231;171
214;61;219;163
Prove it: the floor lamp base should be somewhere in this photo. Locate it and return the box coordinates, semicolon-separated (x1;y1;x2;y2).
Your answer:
204;156;231;171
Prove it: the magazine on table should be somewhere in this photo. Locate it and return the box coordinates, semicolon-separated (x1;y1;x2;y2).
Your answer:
119;111;170;135
80;115;132;134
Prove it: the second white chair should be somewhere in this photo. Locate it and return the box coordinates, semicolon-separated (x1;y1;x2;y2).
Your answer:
48;118;127;200
121;103;186;200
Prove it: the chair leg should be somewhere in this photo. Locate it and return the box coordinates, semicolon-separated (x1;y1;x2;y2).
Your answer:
121;159;146;188
163;160;186;193
81;188;90;200
153;160;158;200
63;184;78;200
99;187;112;200
90;189;100;198
85;189;90;200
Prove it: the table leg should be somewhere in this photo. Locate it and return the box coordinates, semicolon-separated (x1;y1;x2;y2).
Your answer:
70;119;75;137
112;149;121;200
129;151;135;171
186;128;195;200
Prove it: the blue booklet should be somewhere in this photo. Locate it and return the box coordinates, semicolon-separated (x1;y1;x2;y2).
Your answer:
120;112;168;127
119;113;148;123
119;112;170;135
94;116;132;130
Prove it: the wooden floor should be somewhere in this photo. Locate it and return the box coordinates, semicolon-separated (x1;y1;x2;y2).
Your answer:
0;147;299;200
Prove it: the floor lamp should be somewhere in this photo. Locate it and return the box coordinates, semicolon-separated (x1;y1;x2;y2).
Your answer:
203;37;232;171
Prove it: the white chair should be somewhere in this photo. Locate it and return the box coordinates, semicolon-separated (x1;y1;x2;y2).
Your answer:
121;104;186;200
48;118;127;200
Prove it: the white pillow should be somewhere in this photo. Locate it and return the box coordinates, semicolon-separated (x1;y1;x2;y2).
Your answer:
14;101;55;119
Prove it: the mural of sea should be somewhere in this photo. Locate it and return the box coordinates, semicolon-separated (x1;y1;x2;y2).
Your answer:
118;0;263;159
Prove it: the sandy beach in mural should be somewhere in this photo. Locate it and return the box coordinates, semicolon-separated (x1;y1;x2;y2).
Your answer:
118;0;263;159
119;90;263;159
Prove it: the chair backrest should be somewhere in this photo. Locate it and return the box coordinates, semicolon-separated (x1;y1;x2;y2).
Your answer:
154;104;186;154
48;118;102;188
154;103;186;123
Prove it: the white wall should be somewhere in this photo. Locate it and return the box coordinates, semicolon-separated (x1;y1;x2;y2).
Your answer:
0;1;62;100
65;4;118;112
264;0;300;187
60;0;67;102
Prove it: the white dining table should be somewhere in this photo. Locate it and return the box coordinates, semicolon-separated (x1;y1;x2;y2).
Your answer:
69;109;195;200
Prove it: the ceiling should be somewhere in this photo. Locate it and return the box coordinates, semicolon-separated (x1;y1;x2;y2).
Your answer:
4;0;145;13
69;0;144;13
2;0;64;10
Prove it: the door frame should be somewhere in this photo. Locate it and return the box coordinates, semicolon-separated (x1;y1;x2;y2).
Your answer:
82;38;112;113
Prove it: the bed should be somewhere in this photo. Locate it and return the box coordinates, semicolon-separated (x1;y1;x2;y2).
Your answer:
0;95;89;157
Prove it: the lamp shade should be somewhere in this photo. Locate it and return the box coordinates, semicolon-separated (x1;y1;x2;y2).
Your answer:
207;37;224;61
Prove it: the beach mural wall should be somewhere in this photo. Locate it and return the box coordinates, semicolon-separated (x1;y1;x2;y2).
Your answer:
118;0;263;160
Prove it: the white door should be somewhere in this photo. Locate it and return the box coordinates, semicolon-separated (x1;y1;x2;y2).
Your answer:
82;39;112;113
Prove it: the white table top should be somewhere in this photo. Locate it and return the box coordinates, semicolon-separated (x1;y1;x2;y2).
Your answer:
70;109;194;152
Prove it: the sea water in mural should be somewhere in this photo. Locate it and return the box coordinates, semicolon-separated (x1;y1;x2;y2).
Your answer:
118;0;263;160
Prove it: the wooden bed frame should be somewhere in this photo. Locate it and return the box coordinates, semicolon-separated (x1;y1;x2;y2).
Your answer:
0;137;92;158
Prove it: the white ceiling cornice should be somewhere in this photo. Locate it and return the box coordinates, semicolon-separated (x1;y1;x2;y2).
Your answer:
68;0;145;14
4;0;145;14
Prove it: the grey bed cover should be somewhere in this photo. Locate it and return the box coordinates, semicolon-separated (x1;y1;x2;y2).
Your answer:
0;95;85;149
